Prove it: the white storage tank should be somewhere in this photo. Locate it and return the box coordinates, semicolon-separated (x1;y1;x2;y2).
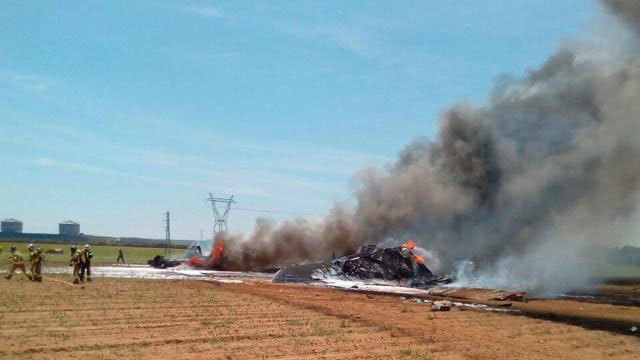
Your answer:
59;220;80;235
1;218;23;233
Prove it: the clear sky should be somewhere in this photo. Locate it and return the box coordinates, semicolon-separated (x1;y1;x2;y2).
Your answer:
0;0;598;240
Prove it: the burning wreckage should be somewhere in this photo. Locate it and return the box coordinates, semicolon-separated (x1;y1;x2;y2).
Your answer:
148;237;225;269
148;237;528;303
274;240;452;288
148;237;450;289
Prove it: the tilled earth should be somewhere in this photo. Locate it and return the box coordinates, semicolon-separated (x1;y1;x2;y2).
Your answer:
0;276;638;359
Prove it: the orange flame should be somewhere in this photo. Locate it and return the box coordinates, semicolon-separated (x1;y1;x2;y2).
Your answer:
212;237;224;263
187;237;225;268
403;240;425;265
188;255;202;266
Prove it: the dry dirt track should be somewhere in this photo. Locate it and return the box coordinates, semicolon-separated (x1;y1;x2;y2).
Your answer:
0;276;638;359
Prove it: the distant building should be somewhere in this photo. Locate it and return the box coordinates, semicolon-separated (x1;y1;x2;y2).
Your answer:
59;220;80;236
1;218;23;233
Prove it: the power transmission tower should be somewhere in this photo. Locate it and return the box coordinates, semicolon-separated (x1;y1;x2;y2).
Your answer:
208;193;235;237
164;211;171;256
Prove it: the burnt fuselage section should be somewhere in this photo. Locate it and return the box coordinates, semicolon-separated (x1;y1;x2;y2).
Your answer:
274;243;451;287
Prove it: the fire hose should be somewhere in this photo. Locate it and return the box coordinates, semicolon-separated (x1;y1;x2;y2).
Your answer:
41;275;85;289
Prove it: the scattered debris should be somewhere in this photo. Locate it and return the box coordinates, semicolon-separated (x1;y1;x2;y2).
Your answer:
432;300;453;311
273;263;324;283
495;303;513;308
491;292;526;302
201;278;243;284
147;255;182;269
429;287;526;302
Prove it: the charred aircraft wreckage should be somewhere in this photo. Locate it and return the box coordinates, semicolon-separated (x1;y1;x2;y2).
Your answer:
149;238;451;288
273;240;452;288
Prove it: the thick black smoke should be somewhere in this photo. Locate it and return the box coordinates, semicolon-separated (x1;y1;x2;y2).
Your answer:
223;0;640;293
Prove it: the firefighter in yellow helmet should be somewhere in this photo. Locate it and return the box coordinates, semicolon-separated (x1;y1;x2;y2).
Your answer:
5;249;31;280
69;245;83;284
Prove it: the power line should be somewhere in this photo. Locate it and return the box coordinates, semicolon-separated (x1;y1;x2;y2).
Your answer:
232;206;319;217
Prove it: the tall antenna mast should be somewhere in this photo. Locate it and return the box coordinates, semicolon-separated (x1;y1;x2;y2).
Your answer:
164;211;171;256
208;193;236;237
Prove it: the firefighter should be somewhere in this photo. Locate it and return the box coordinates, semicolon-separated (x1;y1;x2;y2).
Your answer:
80;244;93;282
69;245;83;284
10;245;17;253
30;248;43;282
77;245;86;282
5;250;31;280
117;248;125;264
27;244;39;280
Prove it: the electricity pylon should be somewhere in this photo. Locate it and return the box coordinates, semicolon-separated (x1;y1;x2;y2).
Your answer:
164;211;171;256
208;193;235;236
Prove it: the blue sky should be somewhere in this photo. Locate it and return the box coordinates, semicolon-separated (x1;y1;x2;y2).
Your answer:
0;0;598;239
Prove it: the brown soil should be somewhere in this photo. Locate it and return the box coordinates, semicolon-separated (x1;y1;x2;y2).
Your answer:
0;276;638;359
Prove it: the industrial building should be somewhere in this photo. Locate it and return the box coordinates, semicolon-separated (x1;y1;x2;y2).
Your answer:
59;220;80;236
1;218;23;233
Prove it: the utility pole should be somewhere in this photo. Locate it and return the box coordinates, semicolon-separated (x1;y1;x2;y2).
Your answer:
164;211;171;256
207;193;235;237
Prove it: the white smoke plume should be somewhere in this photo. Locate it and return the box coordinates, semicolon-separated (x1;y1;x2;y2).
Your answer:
222;0;640;294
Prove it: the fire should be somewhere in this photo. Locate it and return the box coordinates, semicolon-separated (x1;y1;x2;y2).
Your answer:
403;240;425;265
212;237;224;263
186;237;225;268
188;255;202;266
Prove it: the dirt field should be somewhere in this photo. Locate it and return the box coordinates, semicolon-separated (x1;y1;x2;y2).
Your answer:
0;276;638;359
